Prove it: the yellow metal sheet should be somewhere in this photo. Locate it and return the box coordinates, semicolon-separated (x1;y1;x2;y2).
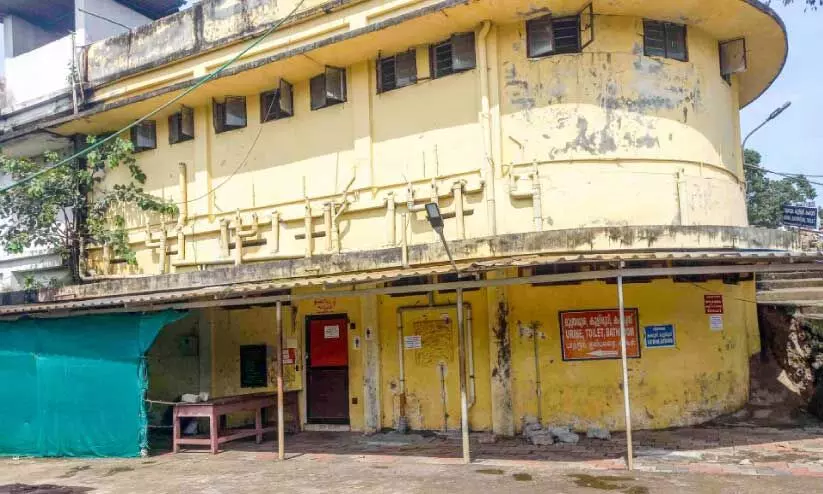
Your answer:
401;307;460;432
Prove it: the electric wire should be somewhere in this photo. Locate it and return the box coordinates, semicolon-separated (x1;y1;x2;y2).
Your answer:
744;163;823;187
178;92;281;207
0;0;308;196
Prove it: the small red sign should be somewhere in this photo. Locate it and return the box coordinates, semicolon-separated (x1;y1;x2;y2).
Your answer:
704;295;724;314
559;309;640;361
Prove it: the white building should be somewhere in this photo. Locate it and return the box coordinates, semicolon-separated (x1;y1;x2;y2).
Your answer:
0;0;184;292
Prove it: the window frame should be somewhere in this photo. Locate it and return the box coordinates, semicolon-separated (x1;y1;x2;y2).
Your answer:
310;66;347;111
168;106;194;145
429;32;476;79
719;37;747;84
260;79;295;123
377;49;418;94
526;3;593;59
130;120;156;152
239;344;268;389
643;20;689;62
213;96;248;134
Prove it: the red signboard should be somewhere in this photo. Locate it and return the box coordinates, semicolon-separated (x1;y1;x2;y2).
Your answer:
559;309;641;361
704;295;724;314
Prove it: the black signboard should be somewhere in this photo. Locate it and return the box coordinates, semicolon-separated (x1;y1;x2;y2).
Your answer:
782;204;818;229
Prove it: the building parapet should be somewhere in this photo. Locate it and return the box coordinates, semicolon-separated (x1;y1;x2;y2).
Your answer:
26;225;803;304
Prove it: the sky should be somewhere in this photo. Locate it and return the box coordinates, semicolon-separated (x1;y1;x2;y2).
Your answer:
740;4;823;199
0;1;819;198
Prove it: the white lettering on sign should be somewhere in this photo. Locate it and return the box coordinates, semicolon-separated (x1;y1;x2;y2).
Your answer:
324;325;340;339
404;335;422;350
710;315;724;332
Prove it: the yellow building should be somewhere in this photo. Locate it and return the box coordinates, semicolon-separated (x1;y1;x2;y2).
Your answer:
0;0;816;447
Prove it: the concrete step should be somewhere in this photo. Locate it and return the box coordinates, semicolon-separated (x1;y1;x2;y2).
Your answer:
757;278;823;290
759;270;823;281
757;287;823;303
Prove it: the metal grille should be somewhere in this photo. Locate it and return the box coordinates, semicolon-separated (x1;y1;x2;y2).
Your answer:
644;20;687;62
527;16;554;58
431;41;453;78
527;15;581;57
552;16;580;54
131;120;156;151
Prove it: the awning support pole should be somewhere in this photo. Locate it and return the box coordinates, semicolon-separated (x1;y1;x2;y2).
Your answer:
457;288;471;464
617;261;634;471
276;301;285;461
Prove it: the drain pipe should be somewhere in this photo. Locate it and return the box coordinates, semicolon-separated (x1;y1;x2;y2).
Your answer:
176;227;186;263
396;311;408;433
509;163;543;232
233;211;260;266
477;20;496;236
466;306;476;408
304;200;314;259
532;323;543;423
400;213;409;268
145;226;168;274
385;193;396;246
439;362;448;433
219;219;230;258
270;210;281;253
323;203;333;253
452;181;466;240
177;163;188;228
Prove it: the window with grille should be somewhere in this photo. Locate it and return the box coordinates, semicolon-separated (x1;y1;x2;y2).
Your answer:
377;50;417;93
526;4;593;58
130;120;156;152
430;32;476;79
261;79;294;123
643;20;688;62
310;66;347;111
168;106;194;145
213;96;247;133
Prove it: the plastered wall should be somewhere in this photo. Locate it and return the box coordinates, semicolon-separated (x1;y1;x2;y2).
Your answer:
86;13;749;275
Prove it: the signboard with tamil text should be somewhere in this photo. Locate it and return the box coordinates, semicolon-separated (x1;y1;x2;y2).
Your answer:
704;295;724;314
559;309;641;361
644;325;676;348
782;204;818;229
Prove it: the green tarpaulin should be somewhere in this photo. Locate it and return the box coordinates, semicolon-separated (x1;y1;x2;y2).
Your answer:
0;310;186;458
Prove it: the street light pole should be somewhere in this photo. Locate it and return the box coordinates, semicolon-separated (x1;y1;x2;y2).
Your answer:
425;203;470;464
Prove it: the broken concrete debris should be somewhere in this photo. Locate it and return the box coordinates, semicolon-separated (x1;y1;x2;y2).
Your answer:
587;427;612;440
521;417;592;446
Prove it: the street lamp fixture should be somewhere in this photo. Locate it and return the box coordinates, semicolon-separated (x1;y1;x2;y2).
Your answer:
425;203;458;274
742;101;791;151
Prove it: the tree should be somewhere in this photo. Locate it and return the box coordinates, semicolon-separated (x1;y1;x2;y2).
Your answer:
0;136;177;283
777;0;819;7
745;149;817;228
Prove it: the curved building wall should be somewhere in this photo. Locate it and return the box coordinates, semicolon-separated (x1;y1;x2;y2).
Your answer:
82;11;754;275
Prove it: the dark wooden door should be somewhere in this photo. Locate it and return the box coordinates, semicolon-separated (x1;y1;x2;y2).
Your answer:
306;316;349;424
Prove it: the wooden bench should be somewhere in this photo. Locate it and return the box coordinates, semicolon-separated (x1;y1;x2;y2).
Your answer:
172;392;298;454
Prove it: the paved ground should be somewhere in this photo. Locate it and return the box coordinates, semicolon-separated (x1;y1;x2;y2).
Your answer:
2;450;823;494
2;425;823;493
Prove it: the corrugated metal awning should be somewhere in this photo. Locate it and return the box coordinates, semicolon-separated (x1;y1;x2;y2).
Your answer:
1;250;820;317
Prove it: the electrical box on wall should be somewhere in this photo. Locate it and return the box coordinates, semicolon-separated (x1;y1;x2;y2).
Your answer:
178;335;199;357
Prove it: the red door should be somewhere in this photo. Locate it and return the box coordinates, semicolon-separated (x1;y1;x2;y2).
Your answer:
306;316;349;424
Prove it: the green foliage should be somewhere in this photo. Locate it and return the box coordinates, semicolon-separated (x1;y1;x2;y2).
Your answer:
0;136;177;278
745;149;818;228
777;0;819;7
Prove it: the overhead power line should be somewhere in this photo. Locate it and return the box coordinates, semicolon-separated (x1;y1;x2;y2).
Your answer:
743;163;823;188
0;0;308;196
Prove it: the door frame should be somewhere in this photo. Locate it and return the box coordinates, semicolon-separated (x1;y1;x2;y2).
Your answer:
305;313;350;425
